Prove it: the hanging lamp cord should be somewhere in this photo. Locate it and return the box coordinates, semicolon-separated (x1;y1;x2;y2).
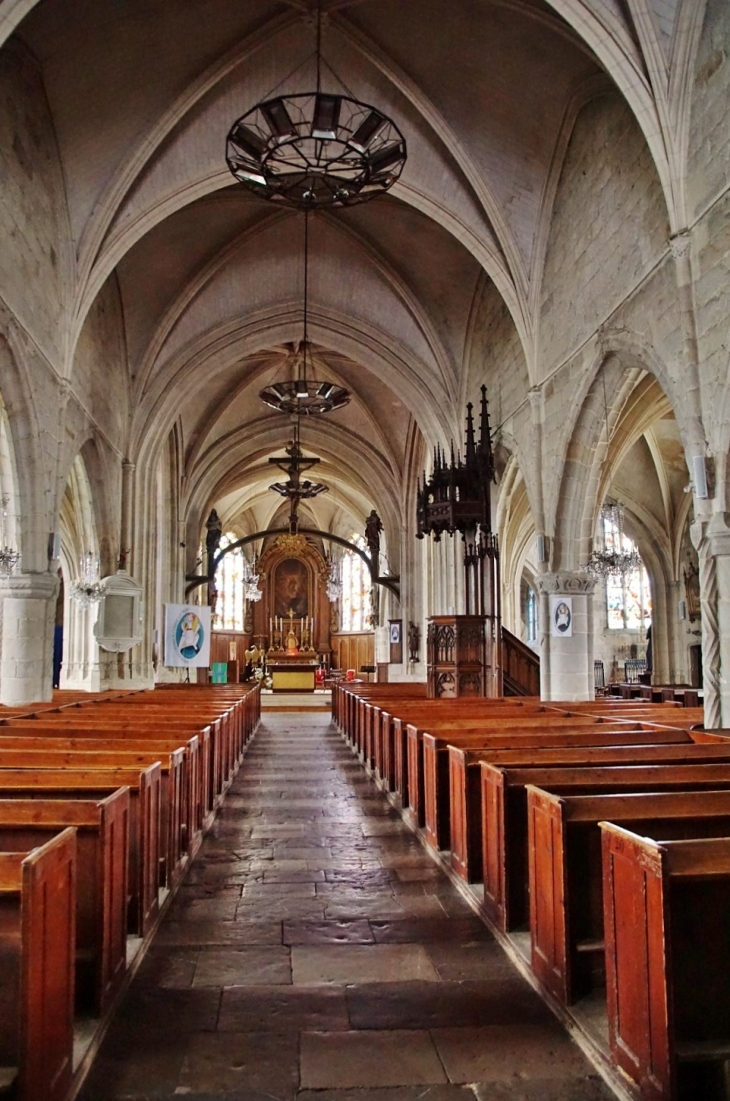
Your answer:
302;208;310;386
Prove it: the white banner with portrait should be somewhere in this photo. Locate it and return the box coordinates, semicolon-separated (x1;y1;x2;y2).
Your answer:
550;595;573;638
164;604;212;667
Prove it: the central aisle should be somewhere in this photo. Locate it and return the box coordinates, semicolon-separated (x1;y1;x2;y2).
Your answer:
79;713;614;1100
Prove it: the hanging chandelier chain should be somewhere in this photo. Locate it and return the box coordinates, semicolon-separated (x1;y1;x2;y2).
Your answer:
302;209;310;383
316;0;322;95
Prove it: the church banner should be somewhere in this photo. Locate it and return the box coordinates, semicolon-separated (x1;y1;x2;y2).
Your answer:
549;596;573;638
164;604;212;667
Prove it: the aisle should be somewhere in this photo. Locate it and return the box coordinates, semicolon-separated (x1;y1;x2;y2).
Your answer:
78;713;614;1101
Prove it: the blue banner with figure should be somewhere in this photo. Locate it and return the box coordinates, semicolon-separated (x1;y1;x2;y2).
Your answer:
164;604;212;667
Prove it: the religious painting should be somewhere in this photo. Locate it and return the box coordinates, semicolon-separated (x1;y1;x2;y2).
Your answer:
274;558;309;618
550;596;573;637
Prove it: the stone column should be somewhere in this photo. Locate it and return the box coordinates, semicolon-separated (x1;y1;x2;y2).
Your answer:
0;571;59;704
696;512;730;728
536;571;596;701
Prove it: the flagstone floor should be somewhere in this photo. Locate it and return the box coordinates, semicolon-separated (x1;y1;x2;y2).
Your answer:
78;713;616;1101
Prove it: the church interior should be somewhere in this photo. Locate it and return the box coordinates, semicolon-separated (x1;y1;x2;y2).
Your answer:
1;0;730;1099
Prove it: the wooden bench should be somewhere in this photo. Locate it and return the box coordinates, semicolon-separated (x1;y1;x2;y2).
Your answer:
0;828;76;1101
0;789;129;1015
449;739;730;884
369;699;694;802
420;723;693;850
0;723;205;847
601;824;730;1101
527;787;730;1008
481;760;730;933
0;746;184;890
0;765;160;936
386;701;550;803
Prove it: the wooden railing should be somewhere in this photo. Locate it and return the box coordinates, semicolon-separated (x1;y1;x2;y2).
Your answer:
501;627;540;696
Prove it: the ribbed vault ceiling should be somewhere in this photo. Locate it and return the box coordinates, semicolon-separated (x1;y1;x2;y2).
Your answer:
9;0;693;541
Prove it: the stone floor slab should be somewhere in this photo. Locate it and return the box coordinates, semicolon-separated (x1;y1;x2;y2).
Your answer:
431;1024;594;1083
291;944;440;984
218;985;349;1032
300;1030;448;1088
193;946;292;987
283;918;375;945
178;1032;300;1097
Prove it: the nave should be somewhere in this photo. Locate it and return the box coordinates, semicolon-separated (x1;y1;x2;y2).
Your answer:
77;711;612;1101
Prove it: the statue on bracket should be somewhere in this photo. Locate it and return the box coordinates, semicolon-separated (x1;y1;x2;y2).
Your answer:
365;510;383;570
205;509;222;578
408;621;420;664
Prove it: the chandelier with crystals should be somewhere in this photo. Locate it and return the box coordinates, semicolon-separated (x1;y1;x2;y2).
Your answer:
325;554;342;602
243;554;263;602
71;550;104;608
0;496;20;578
582;502;642;578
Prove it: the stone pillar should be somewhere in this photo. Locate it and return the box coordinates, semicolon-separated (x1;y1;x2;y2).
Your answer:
536;572;596;701
0;572;59;704
695;512;730;728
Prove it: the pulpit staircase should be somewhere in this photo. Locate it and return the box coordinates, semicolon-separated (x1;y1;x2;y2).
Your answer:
501;627;540;696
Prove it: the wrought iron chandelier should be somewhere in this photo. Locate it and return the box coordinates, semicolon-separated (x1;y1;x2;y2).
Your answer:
259;211;350;416
0;496;20;578
71;550;104;608
225;3;406;210
583;502;642;578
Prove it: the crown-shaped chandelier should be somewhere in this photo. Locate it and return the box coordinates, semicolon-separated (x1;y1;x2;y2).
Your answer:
225;3;406;210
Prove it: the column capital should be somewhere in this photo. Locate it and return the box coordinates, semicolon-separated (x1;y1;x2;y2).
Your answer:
535;571;597;596
707;512;730;559
0;570;59;601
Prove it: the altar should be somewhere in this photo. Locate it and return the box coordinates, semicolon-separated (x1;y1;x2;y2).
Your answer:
269;659;318;692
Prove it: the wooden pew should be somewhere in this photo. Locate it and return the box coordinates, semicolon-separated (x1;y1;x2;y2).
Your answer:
0;725;204;848
371;699;692;802
0;765;160;936
420;723;693;850
527;787;730;1008
386;701;549;804
601;825;730;1101
450;739;730;884
0;789;129;1015
8;709;224;813
481;760;730;933
0;828;76;1101
0;746;184;890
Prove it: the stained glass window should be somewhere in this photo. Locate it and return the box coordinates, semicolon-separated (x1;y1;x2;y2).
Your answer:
604;518;652;630
213;533;245;631
340;535;373;632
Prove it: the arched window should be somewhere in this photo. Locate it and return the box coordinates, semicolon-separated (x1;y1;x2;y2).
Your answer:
340;535;373;632
213;533;245;631
604;517;652;630
520;578;538;644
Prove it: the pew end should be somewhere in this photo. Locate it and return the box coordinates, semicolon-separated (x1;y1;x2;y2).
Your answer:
601;824;730;1101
